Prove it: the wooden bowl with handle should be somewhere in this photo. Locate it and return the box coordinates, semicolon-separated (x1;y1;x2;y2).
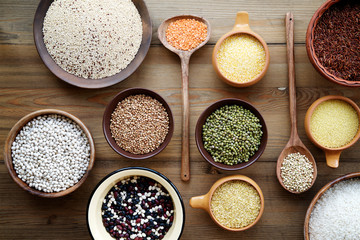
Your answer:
304;95;360;168
4;109;95;198
212;11;270;87
189;175;264;231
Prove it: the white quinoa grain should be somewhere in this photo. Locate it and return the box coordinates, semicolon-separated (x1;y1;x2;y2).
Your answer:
11;114;91;193
43;0;142;79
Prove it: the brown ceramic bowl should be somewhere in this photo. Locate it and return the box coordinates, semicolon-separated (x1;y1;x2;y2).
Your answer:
306;0;359;86
212;11;270;87
304;172;360;239
87;167;185;239
190;175;264;231
103;88;174;160
304;95;360;168
4;109;95;198
33;0;152;88
195;98;267;171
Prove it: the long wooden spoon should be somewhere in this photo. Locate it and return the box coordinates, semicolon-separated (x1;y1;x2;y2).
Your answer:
158;15;211;181
276;12;317;193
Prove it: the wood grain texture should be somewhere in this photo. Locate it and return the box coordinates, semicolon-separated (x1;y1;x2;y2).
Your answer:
2;0;360;239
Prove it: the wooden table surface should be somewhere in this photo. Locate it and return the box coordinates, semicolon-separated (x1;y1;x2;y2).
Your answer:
1;0;359;239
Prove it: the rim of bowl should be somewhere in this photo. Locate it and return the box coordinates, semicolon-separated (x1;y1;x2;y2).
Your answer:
304;95;360;151
87;167;185;240
3;109;96;198
212;31;270;87
304;172;360;239
206;175;265;231
33;0;152;89
306;0;360;86
103;88;174;160
195;98;268;170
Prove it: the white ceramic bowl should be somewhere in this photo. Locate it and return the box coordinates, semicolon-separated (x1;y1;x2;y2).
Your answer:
87;167;185;239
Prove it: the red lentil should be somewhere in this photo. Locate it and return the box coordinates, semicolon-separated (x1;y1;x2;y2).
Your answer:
313;0;360;81
166;18;207;51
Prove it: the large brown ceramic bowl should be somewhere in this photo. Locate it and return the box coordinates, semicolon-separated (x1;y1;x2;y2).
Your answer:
195;98;267;171
304;172;360;239
103;88;174;160
306;0;359;86
4;109;95;198
33;0;152;88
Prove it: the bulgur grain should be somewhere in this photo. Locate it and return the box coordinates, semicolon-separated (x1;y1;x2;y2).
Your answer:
310;99;359;148
166;18;207;51
43;0;142;79
217;34;266;83
110;94;169;154
210;180;261;229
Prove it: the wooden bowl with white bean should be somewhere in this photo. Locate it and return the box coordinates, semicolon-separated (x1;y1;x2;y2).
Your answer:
4;109;95;198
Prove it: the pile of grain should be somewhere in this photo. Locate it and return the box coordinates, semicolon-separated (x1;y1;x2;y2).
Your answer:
310;99;359;148
309;178;360;239
43;0;142;79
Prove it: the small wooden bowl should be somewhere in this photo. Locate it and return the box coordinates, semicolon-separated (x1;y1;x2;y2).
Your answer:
103;88;174;160
87;167;185;239
306;0;360;86
4;109;95;198
304;95;360;168
33;0;152;88
304;172;360;239
212;11;270;87
189;175;264;231
195;98;268;171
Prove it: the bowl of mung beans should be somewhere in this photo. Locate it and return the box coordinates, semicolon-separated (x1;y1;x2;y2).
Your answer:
103;88;174;160
195;98;267;171
87;167;185;239
189;175;264;231
306;0;360;86
212;11;270;87
304;95;360;168
33;0;152;88
4;109;95;198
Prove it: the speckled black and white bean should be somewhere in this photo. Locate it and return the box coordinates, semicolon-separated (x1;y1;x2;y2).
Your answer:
102;176;174;240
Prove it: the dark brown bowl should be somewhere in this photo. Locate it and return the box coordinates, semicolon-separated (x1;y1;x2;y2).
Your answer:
306;0;359;86
103;88;174;159
195;98;268;171
4;109;95;198
33;0;152;89
304;172;360;239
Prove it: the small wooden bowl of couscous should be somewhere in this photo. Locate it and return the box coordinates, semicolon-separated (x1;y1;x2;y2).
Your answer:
304;95;360;168
212;11;270;87
189;175;264;231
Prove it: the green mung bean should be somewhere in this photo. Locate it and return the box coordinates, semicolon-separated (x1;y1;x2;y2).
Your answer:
202;105;263;165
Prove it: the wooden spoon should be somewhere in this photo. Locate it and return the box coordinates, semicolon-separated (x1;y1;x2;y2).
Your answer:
276;12;317;194
158;15;211;181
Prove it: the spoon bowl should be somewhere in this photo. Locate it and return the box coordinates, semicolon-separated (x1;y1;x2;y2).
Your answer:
276;12;317;194
158;15;211;181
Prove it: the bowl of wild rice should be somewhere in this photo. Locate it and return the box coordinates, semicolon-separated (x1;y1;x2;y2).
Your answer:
4;109;95;197
306;0;360;86
103;88;174;160
304;172;360;240
33;0;152;88
190;175;264;231
87;167;185;239
195;98;268;171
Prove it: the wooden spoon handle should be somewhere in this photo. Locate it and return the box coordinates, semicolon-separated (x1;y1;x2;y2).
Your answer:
286;12;298;139
180;56;190;181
